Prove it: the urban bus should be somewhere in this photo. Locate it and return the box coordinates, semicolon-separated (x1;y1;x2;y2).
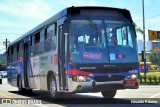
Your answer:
7;6;139;98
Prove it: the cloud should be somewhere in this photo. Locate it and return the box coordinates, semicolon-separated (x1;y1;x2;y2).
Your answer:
0;0;53;20
0;0;56;41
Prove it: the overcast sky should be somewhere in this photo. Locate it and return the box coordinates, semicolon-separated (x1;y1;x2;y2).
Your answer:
0;0;160;53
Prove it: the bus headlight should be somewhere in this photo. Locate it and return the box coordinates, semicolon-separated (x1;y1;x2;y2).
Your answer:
72;76;90;82
78;76;85;81
131;74;138;79
127;74;138;79
77;76;90;81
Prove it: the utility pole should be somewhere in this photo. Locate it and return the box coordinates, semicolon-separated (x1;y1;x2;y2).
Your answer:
3;38;10;53
2;38;10;69
142;0;147;75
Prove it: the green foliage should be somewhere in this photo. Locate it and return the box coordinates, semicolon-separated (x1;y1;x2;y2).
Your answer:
138;54;150;62
0;64;6;71
140;72;160;83
150;65;158;70
148;70;160;72
0;53;6;70
148;50;160;65
134;23;143;34
140;72;160;77
146;55;150;62
138;56;142;62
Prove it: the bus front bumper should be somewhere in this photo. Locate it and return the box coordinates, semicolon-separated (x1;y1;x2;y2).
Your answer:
68;79;139;93
93;79;139;89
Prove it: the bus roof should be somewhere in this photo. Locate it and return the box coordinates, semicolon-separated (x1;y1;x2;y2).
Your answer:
8;6;131;48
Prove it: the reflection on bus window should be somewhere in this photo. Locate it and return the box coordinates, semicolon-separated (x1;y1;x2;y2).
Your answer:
70;19;137;63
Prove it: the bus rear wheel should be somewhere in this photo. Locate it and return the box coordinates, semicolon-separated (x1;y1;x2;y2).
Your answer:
48;75;59;98
48;74;64;98
101;90;117;98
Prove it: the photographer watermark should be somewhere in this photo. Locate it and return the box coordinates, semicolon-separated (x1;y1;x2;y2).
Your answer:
1;98;42;104
131;99;158;104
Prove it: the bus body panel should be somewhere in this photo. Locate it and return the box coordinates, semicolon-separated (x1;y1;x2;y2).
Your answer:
7;60;25;87
39;51;58;90
29;51;59;90
30;56;40;89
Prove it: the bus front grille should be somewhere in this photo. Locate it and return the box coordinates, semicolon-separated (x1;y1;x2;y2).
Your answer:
94;75;124;82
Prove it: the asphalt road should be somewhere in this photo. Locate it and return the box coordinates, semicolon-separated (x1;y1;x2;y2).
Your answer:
0;78;160;107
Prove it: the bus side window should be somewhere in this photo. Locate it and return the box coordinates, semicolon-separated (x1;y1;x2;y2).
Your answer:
8;48;11;64
15;46;18;61
17;43;19;61
35;32;40;44
34;32;40;55
40;30;45;42
11;47;13;63
30;36;35;56
19;41;24;59
44;24;55;52
52;23;57;50
39;30;45;54
7;49;9;64
44;27;50;52
12;46;15;62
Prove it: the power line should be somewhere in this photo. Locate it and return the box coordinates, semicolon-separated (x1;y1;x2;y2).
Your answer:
0;33;23;35
135;13;160;22
146;21;160;29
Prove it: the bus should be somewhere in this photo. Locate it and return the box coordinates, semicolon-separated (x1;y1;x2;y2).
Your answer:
7;6;139;98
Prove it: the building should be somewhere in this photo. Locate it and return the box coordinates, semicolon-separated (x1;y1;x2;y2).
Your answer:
137;39;152;53
137;40;143;53
146;41;152;51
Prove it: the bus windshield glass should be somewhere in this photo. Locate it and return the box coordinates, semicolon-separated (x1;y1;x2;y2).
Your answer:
69;19;138;64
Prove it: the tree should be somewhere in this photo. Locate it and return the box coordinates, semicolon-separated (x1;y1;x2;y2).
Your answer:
134;23;143;34
0;52;6;70
139;54;150;62
148;50;160;68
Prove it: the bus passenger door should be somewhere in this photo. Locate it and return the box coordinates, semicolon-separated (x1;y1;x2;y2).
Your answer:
24;41;30;88
58;25;67;91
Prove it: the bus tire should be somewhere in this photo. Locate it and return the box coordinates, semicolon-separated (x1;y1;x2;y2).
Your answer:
101;90;117;98
49;74;63;98
48;74;58;98
0;79;2;84
26;89;32;95
18;77;25;93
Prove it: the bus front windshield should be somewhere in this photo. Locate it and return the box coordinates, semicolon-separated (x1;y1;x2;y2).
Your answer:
69;19;138;64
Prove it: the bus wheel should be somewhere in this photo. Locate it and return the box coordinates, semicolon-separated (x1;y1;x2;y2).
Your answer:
18;77;25;93
26;89;32;95
49;75;58;98
101;90;117;98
